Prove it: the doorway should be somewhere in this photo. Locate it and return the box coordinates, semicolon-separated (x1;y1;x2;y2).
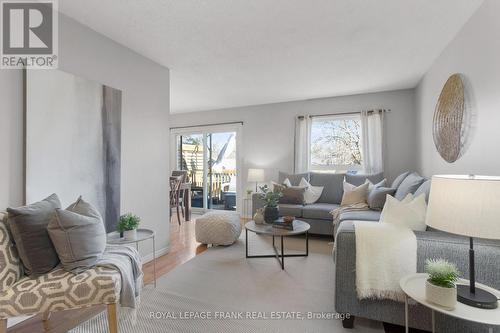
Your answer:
170;124;242;214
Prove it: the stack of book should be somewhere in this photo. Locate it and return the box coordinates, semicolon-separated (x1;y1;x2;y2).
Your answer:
272;220;294;231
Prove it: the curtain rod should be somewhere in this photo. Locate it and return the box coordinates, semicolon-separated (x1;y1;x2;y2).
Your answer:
299;109;391;119
170;121;243;130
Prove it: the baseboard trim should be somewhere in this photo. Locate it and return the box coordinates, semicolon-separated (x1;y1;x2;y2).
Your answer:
142;246;170;263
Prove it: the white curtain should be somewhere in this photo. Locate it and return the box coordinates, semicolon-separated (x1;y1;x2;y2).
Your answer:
294;115;311;173
361;110;385;174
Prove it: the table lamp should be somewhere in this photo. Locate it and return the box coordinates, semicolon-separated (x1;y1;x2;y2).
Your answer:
247;168;265;192
426;175;500;309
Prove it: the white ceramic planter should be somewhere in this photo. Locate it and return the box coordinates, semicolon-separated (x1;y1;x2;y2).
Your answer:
425;280;457;310
123;229;137;240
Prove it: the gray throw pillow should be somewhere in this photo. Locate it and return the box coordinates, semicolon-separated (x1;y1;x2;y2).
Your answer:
7;193;61;277
278;171;309;186
391;171;410;189
414;179;431;203
279;186;306;205
394;172;425;200
48;196;106;273
346;172;385;187
368;187;396;210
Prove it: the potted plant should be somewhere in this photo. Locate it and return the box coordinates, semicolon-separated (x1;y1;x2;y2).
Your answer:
425;258;460;309
118;213;141;240
258;184;283;223
246;189;253;198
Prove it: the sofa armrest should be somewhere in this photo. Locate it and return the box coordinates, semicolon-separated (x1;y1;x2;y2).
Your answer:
251;193;265;216
334;222;500;314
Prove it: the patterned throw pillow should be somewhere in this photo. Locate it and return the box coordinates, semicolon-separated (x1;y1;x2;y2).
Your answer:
0;212;21;292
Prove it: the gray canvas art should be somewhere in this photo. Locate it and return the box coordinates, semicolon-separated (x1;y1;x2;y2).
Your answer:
26;69;121;232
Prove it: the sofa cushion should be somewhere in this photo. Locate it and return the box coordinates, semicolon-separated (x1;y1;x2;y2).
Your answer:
0;266;120;318
345;172;384;187
278;172;309;186
414;179;431;203
278;204;304;218
391;171;410;189
367;187;396;210
48;197;107;273
338;209;381;223
341;182;369;206
302;203;340;220
394;172;425;200
0;213;21;292
6;194;61;277
310;172;345;204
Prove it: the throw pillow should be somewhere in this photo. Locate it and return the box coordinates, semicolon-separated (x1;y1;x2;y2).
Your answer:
394;172;425;200
367;186;396;210
391;171;410;189
283;178;292;187
278;172;309;186
299;177;324;204
7;193;61;277
379;194;427;231
0;212;21;290
280;186;306;205
414;179;431;203
341;181;369;206
48;196;106;273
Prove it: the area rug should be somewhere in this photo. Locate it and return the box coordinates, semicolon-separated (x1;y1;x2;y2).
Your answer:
71;232;383;332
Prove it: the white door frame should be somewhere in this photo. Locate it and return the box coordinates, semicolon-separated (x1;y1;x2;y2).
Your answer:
169;123;243;215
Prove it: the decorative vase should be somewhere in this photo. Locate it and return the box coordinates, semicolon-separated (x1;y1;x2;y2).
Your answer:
123;229;137;240
253;208;265;224
425;280;457;310
264;206;279;224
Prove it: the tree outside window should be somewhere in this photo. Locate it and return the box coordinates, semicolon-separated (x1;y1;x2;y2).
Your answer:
310;115;363;171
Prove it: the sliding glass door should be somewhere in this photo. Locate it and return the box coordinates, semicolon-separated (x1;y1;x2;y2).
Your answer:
172;124;241;213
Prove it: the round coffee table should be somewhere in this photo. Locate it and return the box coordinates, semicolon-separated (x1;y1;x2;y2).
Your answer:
245;220;310;270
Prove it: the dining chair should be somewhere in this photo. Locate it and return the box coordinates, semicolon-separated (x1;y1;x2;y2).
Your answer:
171;170;189;218
170;175;183;225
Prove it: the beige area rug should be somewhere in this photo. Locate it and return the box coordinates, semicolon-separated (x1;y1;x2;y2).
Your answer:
71;232;383;332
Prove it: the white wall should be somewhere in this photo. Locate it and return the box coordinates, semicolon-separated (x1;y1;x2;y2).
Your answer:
0;14;170;257
416;0;500;177
170;89;417;194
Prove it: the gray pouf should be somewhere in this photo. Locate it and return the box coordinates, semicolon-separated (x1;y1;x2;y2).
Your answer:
195;211;241;246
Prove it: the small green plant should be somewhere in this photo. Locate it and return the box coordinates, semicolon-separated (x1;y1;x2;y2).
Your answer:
258;184;283;208
425;258;460;288
117;213;141;232
246;189;253;196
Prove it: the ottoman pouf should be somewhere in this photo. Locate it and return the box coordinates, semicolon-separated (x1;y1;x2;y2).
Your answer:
195;211;241;245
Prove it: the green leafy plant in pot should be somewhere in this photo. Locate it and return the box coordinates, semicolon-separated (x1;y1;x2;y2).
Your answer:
118;213;141;240
258;184;283;223
425;258;460;309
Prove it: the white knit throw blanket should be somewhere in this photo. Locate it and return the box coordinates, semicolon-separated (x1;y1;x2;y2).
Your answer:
354;222;417;302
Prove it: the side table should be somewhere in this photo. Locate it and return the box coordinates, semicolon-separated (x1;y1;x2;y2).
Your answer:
400;273;500;333
107;229;157;288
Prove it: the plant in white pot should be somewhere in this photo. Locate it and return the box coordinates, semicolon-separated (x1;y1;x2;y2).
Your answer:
425;258;460;310
118;213;141;240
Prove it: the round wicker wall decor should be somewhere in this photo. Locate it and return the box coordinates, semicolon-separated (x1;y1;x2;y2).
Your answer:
433;73;469;163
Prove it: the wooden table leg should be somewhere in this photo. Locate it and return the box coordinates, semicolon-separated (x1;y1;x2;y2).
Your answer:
405;295;409;333
0;319;6;333
184;188;191;221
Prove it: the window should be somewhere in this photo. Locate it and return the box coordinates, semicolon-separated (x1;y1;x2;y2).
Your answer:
309;115;363;171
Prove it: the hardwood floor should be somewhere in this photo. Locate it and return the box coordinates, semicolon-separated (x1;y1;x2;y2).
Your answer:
7;215;426;333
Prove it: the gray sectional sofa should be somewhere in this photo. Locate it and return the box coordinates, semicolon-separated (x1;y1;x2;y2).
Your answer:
251;171;385;236
252;170;500;332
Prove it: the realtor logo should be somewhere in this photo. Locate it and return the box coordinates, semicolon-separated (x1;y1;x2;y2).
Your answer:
1;0;58;68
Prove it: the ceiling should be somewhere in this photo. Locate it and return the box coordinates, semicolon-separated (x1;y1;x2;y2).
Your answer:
58;0;483;113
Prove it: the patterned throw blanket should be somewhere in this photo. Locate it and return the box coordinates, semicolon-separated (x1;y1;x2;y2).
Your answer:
97;245;143;309
330;203;369;230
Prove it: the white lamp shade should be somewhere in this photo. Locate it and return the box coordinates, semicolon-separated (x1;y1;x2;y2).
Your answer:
425;175;500;240
247;168;265;182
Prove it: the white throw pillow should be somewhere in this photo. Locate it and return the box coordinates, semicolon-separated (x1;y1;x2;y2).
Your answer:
299;178;324;204
283;178;292;187
379;194;427;231
341;181;369;206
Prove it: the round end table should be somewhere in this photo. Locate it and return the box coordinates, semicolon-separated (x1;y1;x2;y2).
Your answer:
400;273;500;333
107;229;157;287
